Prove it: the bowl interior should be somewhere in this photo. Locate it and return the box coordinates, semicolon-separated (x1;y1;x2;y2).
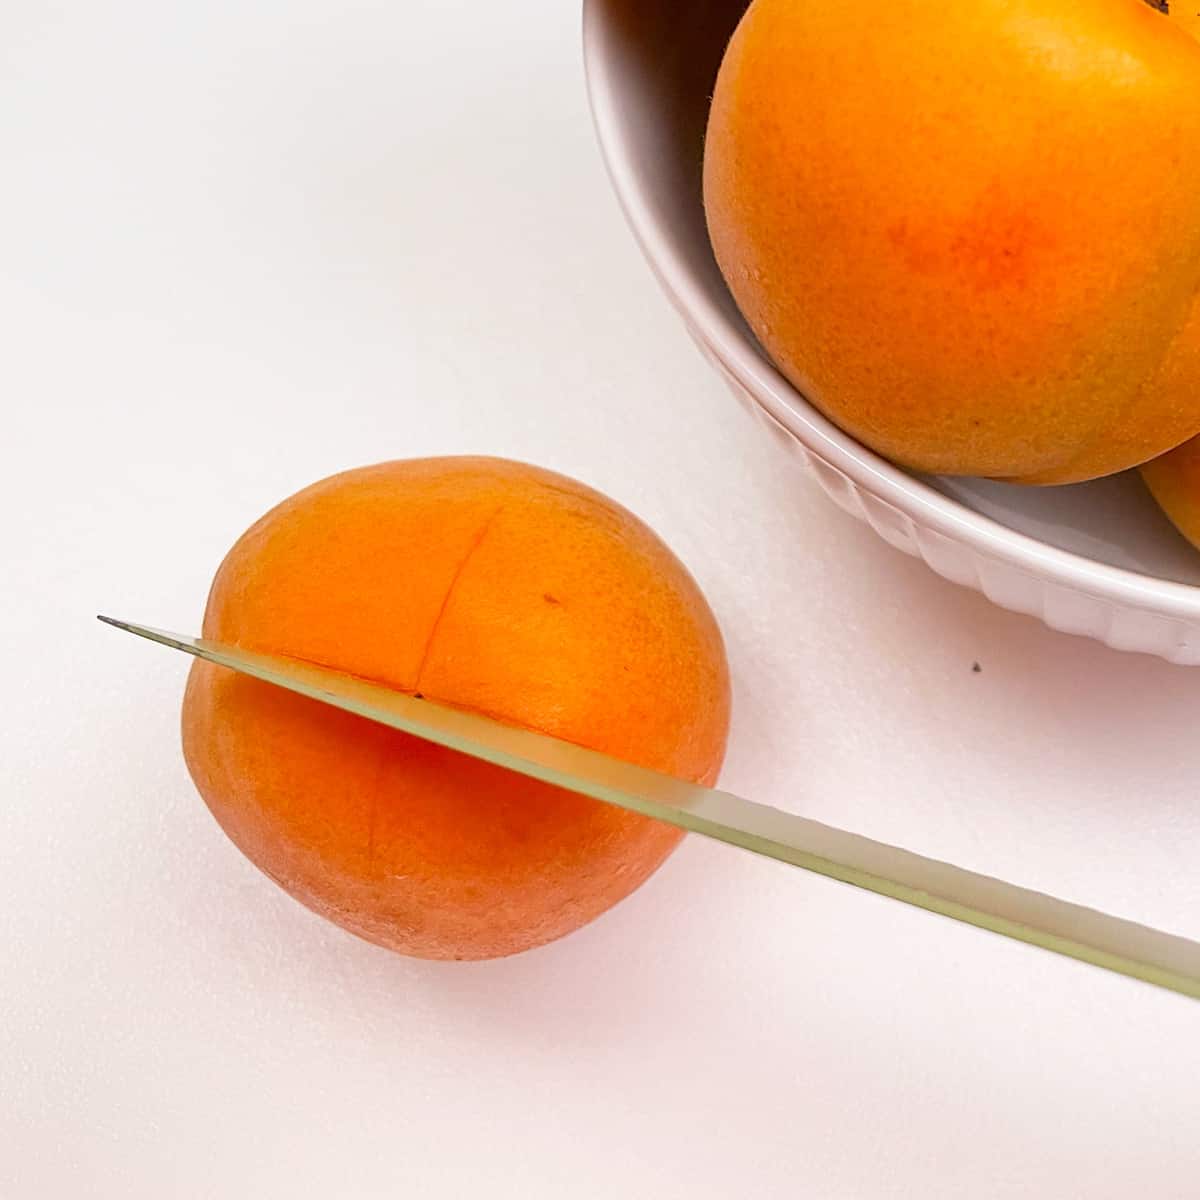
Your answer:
592;0;1200;588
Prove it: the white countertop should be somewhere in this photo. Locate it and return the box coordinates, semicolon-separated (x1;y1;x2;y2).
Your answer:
5;2;1200;1196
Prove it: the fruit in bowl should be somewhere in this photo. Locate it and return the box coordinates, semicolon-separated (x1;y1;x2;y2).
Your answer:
702;0;1200;488
583;0;1200;662
1145;437;1200;550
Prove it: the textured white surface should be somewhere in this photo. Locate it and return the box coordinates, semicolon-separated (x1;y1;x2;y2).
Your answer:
4;2;1200;1197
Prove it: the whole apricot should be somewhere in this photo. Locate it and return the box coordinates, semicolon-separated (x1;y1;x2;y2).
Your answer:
703;0;1200;483
1143;436;1200;550
181;458;730;960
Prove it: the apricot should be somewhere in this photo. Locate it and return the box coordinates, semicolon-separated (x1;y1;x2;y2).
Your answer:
181;458;730;959
703;0;1200;483
1143;436;1200;550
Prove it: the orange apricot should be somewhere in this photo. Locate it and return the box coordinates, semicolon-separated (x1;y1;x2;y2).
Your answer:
1143;436;1200;551
181;458;731;959
703;0;1200;482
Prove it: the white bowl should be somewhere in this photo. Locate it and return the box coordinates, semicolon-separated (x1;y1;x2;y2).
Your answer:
583;0;1200;665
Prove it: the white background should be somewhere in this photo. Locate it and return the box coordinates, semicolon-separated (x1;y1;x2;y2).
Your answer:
4;2;1200;1196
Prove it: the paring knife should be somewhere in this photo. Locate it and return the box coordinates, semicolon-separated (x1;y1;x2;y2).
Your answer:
99;615;1200;1001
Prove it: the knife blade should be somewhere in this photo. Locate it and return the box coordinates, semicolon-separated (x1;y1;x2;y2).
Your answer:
99;614;1200;1001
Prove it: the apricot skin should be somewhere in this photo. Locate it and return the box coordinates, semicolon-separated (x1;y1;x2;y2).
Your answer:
1143;437;1200;551
703;0;1200;483
181;458;731;960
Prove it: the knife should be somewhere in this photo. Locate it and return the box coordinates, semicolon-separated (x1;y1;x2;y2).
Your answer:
99;614;1200;1001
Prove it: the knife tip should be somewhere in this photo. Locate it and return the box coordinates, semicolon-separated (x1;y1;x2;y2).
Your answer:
97;614;141;636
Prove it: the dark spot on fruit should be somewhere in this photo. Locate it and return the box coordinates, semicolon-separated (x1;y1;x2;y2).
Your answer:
888;208;1048;292
972;662;982;674
543;593;562;606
